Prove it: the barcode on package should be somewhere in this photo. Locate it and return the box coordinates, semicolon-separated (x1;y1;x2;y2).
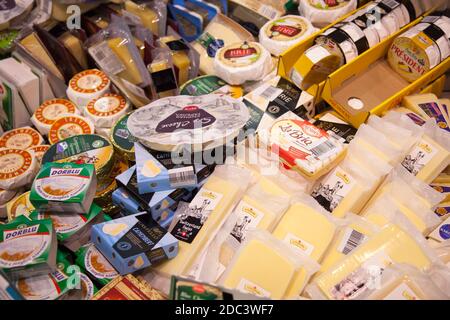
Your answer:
169;167;197;187
338;229;366;255
89;41;126;75
259;85;283;101
258;5;280;20
310;140;336;157
380;0;400;10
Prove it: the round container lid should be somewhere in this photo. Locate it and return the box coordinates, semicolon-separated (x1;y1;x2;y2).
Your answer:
0;127;44;150
0;148;37;190
48;115;95;145
127;94;250;152
31;99;79;135
85;93;130;128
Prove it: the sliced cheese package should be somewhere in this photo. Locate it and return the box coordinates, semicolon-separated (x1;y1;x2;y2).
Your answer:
316;213;381;278
311;143;391;218
388;15;450;83
298;0;357;28
154;164;252;277
306;214;440;300
259;15;317;57
195;181;290;283
31;99;80;136
66;69;111;109
272;192;339;266
218;230;319;299
213;41;273;85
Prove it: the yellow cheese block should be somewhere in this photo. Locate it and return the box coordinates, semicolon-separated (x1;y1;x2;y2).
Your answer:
20;33;64;80
58;33;89;70
220;236;298;299
124;1;159;35
257;176;293;198
311;223;435;300
107;37;143;85
316;215;379;279
159;36;191;86
155;174;243;277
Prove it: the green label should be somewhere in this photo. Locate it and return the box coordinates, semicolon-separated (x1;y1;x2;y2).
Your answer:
180;76;227;96
112;113;136;153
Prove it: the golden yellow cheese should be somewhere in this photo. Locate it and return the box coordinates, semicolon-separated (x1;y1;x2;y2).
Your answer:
310;223;435;300
52;2;99;22
124;1;159;35
159;36;191;86
20;33;64;80
107;37;143;85
58;32;89;70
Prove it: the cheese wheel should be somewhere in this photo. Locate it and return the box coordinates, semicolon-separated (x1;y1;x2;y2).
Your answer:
298;0;357;28
259;15;317;57
0;127;43;150
31;99;80;136
48;115;95;145
213;41;273;85
0;148;37;190
388;16;450;82
84;94;130;128
316;25;361;63
66;69;111;109
26;145;50;167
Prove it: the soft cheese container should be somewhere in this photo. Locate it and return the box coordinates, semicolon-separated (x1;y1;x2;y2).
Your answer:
31;99;80;136
66;69;111;109
298;0;358;28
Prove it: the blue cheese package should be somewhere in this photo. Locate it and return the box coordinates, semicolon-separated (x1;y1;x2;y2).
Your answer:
135;142;198;194
91;212;179;275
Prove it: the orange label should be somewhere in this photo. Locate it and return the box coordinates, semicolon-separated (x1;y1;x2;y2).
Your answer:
34;99;77;125
0;149;33;180
48;116;94;144
87;94;128;117
69;69;110;94
0;127;42;149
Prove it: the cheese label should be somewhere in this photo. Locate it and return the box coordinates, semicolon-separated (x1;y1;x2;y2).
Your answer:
336;228;367;255
48;116;94;144
264;16;308;41
417;102;450;133
308;0;351;10
435;203;450;218
34;99;78;126
87;94;128;117
218;42;262;68
311;166;356;213
111;113;136;155
156;106;217;133
237;278;271;298
69;69;110;94
180;75;243;99
401;140;438;176
270;119;337;166
228;200;265;244
84;245;118;280
6;191;34;222
17;275;60;300
27;145;50;166
37;213;86;237
383;283;420;300
0;149;33;181
197;32;225;58
171;189;223;243
0;127;42;149
283;233;315;256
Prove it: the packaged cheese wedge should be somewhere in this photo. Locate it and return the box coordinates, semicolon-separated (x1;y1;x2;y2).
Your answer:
123;0;167;36
272;193;339;264
218;230;319;299
155;164;252;277
306;215;440;300
363;193;441;236
195;181;290;283
403;94;450;133
316;213;380;279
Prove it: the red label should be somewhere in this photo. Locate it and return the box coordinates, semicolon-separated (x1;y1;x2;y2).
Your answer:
270;25;301;37
224;47;257;59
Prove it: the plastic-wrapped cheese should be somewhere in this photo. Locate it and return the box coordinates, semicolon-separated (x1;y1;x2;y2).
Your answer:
213;41;273;85
127;94;249;152
31;99;80;136
259;15;316;57
388;15;450;82
124;0;160;35
0;0;33;31
0;148;37;190
66;69;111;109
298;0;357;28
84;94;130;129
0;127;43;150
47;115;95;145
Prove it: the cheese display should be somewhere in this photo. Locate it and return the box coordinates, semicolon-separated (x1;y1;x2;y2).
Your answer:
259;15;316;57
388;15;450;82
31;99;80;136
0;0;449;302
127;94;249;152
66;69;111;109
213;41;273;85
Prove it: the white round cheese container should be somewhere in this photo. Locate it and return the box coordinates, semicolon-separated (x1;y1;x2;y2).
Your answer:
66;69;111;109
259;15;317;57
298;0;357;28
316;24;361;63
388;15;450;82
48;115;95;145
0;148;37;190
84;93;130;128
0;127;43;150
31;99;80;136
127;94;250;152
213;41;273;85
